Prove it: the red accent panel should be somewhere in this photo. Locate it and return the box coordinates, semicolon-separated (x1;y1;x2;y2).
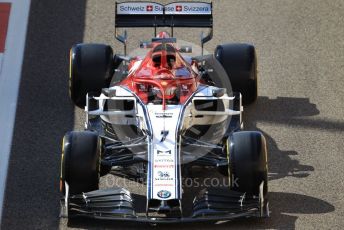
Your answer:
0;3;11;53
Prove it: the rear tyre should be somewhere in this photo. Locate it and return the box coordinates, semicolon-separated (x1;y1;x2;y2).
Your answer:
60;131;102;195
227;131;268;197
69;43;114;108
215;43;257;105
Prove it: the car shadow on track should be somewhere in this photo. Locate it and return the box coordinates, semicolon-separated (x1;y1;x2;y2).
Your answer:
0;1;86;230
244;96;319;181
217;191;335;230
245;96;344;132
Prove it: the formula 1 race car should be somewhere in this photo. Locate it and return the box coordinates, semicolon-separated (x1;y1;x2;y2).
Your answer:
60;1;269;224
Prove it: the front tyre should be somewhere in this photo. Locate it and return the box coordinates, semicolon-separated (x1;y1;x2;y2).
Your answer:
227;131;268;197
60;131;102;195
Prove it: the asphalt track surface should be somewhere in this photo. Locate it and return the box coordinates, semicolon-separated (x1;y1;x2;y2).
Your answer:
1;0;344;229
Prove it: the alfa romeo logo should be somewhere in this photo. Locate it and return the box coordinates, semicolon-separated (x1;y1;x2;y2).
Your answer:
157;190;171;199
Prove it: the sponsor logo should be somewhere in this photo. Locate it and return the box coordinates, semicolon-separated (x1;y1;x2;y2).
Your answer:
157;190;171;199
117;2;210;15
165;3;211;15
155;177;173;181
154;164;174;168
119;5;145;12
117;3;163;14
146;5;153;11
184;6;210;12
157;171;170;177
155;171;173;181
157;150;171;156
155;183;174;187
154;158;173;163
155;112;173;118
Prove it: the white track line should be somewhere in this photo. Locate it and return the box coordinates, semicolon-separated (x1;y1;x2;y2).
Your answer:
0;53;3;72
0;0;31;223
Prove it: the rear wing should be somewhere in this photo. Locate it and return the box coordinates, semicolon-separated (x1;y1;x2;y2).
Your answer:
115;1;212;28
115;1;213;55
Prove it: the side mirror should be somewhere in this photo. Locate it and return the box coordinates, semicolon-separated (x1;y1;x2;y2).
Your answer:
140;41;153;48
212;88;226;97
101;88;116;97
179;46;192;53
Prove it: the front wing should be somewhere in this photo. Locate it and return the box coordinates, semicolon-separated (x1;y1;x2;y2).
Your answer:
61;187;268;223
